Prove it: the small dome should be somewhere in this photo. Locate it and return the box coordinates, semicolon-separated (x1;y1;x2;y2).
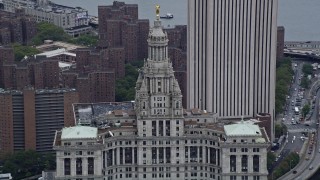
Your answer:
148;20;168;44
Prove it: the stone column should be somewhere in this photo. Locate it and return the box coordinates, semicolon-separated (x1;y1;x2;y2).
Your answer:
116;148;120;165
132;148;135;165
156;120;159;136
237;155;241;173
163;120;166;136
157;147;159;164
112;149;115;166
248;155;253;173
188;146;191;163
122;148;125;164
150;78;153;94
207;147;210;164
82;157;88;175
56;158;64;177
70;158;76;176
197;146;200;162
202;146;206;163
95;155;103;175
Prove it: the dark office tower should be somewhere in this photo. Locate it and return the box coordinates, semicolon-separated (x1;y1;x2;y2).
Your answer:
98;1;149;63
0;88;79;154
277;26;285;60
188;0;277;138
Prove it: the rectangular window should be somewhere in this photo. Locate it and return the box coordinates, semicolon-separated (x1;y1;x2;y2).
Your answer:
64;158;71;175
230;176;237;180
241;148;248;152
88;157;94;174
242;176;248;180
253;176;260;180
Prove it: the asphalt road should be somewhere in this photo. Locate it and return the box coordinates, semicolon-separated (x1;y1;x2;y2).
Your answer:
278;61;320;180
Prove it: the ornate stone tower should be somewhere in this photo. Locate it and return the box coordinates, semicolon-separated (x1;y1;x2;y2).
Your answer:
135;6;184;138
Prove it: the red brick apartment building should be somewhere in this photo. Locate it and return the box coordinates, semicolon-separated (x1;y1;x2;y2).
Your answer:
98;1;149;63
0;9;37;45
165;25;188;108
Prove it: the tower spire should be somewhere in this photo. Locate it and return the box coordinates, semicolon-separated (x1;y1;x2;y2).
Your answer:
134;12;183;118
156;5;160;20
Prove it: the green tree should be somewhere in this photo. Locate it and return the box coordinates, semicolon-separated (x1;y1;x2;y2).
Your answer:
32;22;71;45
275;58;294;114
267;152;276;170
302;63;313;76
1;150;56;180
272;152;300;179
115;61;143;102
302;103;310;118
300;76;310;89
275;123;287;138
12;44;40;61
68;34;98;47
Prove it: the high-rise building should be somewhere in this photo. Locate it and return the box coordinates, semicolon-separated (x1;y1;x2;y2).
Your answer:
165;25;188;108
98;1;149;63
0;47;60;90
277;26;285;60
0;9;37;45
187;0;277;131
53;11;269;180
0;88;78;156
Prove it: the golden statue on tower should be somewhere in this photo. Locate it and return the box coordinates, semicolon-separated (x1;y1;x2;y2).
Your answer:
156;5;160;20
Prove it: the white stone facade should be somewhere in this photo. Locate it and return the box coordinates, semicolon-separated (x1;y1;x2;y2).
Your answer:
3;0;89;29
53;16;270;180
187;0;277;141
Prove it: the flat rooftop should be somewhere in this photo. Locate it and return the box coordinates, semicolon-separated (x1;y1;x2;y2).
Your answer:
74;102;135;124
224;120;262;137
61;126;97;140
36;48;76;58
36;41;85;52
0;88;76;95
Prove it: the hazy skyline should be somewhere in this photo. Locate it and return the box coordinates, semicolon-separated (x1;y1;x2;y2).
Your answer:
52;0;320;41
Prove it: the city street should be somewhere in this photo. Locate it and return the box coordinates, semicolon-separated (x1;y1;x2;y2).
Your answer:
277;61;320;180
